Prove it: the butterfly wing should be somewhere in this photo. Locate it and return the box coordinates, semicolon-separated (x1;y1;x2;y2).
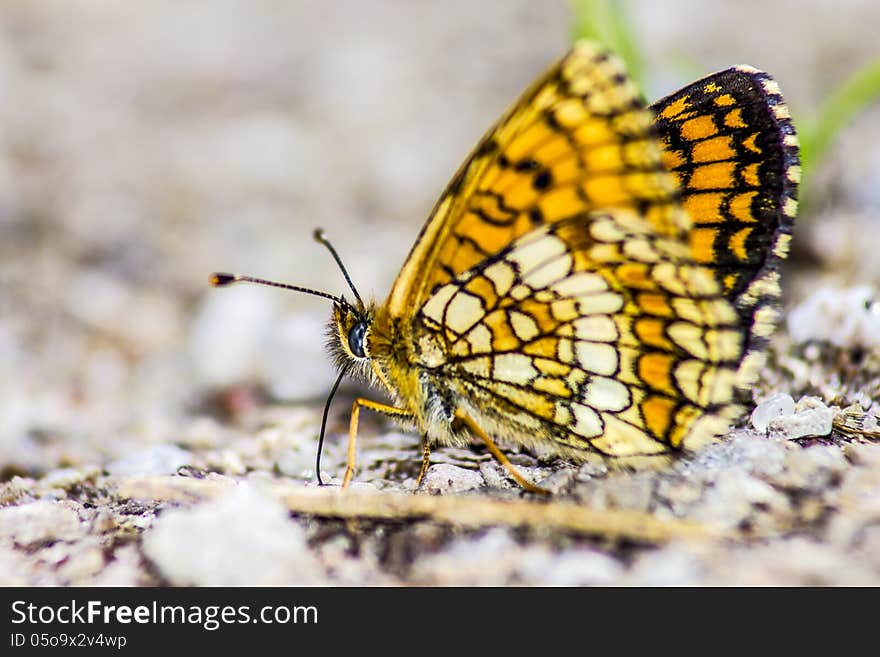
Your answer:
414;211;745;456
387;40;690;318
650;67;800;355
383;41;797;456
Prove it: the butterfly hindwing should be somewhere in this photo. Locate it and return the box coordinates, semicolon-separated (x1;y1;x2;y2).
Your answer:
650;67;800;355
415;211;746;456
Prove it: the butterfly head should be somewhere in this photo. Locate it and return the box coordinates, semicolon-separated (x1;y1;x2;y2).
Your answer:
209;229;378;485
328;296;376;377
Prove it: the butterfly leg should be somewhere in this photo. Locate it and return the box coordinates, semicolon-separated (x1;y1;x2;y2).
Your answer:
343;398;413;488
416;438;432;487
452;409;548;495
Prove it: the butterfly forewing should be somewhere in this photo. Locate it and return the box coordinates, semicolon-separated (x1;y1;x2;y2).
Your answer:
388;41;689;319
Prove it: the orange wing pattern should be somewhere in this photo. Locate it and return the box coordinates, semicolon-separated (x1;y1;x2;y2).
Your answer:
388;41;688;319
651;67;800;355
414;211;745;456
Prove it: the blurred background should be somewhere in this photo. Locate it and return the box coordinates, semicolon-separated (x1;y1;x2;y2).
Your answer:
1;0;878;476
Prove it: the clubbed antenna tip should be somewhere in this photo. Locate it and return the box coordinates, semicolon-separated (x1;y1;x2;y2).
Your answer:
210;272;238;287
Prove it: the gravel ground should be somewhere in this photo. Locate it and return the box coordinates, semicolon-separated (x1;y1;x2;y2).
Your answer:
1;0;880;586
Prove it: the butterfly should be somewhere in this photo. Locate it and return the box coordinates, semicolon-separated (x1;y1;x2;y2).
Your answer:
212;40;799;492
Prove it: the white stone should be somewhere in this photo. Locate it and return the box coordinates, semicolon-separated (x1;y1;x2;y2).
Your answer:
42;467;99;490
106;444;193;476
89;545;144;586
768;396;834;440
751;392;796;432
141;484;325;585
418;464;484;494
0;501;85;545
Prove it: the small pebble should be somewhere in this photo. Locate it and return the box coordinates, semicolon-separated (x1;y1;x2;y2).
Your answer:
141;484;325;585
479;461;515;490
536;467;576;494
42;466;100;490
768;397;833;440
419;464;484;494
0;500;86;545
751;393;796;433
105;444;193;476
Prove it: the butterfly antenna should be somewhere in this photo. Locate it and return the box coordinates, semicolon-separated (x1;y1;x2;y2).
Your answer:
209;272;359;315
316;369;346;486
313;228;365;309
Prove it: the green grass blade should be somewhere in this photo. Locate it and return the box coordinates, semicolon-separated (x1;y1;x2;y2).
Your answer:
799;58;880;181
570;0;645;89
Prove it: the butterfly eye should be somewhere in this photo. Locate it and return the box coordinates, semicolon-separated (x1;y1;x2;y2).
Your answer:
348;322;367;358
